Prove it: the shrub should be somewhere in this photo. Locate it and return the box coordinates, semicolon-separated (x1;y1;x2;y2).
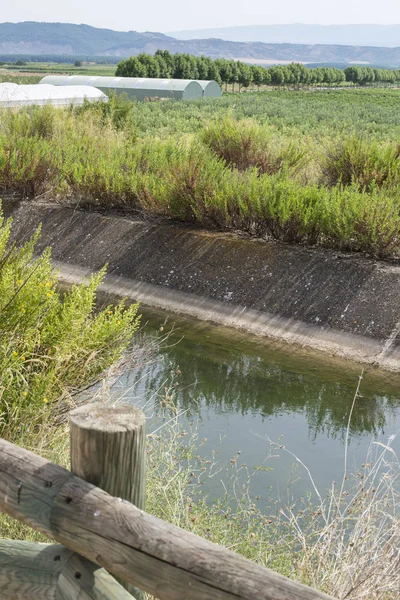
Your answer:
0;105;56;140
0;206;140;431
201;116;306;177
321;185;400;257
73;92;137;136
0;105;399;258
0;106;58;197
321;136;400;189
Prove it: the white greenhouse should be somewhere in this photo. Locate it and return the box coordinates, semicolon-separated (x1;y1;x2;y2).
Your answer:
39;75;222;100
198;80;222;98
0;83;107;108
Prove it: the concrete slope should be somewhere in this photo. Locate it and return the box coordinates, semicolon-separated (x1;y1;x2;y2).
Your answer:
7;202;400;371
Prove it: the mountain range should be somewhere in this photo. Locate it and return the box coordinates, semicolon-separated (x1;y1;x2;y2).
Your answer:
2;22;400;67
169;24;400;48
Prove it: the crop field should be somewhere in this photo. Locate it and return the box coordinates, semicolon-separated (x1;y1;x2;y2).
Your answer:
128;88;400;140
1;62;117;76
1;87;400;258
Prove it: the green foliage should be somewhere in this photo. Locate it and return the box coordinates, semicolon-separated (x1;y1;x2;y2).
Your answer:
1;96;400;258
115;52;400;90
73;92;137;135
0;209;140;430
201;116;305;176
321;136;400;189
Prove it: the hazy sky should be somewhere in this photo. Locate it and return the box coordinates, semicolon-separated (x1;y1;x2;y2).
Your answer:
3;0;400;33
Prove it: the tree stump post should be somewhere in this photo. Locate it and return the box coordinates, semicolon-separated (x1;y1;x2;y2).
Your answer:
69;403;146;599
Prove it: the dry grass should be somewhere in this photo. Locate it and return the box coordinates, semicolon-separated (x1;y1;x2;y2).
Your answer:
258;375;400;599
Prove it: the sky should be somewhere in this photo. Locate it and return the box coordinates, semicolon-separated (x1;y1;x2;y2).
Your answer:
3;0;400;33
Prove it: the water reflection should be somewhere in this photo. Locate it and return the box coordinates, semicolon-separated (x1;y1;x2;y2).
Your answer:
127;324;400;442
115;311;400;500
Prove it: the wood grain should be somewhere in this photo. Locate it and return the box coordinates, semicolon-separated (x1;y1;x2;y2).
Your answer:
52;477;337;600
0;540;71;600
70;403;146;599
0;539;135;600
56;552;135;600
69;404;146;513
0;438;336;600
0;439;72;537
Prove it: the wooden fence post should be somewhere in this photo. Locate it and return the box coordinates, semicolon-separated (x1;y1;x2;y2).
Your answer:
69;403;146;599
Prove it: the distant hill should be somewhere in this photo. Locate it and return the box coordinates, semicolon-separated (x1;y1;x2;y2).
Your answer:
169;24;400;48
0;22;171;56
2;22;400;67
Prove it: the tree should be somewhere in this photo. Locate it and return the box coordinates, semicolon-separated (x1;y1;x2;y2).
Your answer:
251;66;266;91
136;53;160;78
344;66;359;85
215;59;232;90
115;56;147;77
154;54;171;78
269;66;285;87
74;60;82;67
196;56;209;80
238;63;252;91
228;61;240;92
187;54;199;79
173;53;194;79
309;68;323;86
207;60;222;84
285;63;309;88
262;68;271;86
154;50;175;77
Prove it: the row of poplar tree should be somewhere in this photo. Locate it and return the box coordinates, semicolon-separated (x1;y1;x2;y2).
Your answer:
115;51;400;90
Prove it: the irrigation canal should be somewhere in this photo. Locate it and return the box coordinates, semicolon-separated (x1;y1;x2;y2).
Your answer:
108;307;400;505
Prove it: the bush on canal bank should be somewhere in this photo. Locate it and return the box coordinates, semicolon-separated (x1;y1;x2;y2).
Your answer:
0;104;400;258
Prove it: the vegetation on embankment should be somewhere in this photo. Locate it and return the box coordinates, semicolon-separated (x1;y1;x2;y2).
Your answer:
1;93;400;258
0;205;140;434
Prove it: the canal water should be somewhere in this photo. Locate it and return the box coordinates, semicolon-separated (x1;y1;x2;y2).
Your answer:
111;307;400;505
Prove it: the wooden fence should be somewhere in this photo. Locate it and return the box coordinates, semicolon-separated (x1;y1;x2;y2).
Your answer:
0;403;336;600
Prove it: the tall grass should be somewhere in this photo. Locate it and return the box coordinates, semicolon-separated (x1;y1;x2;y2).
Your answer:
0;103;399;258
321;135;400;189
201;116;306;177
145;379;400;600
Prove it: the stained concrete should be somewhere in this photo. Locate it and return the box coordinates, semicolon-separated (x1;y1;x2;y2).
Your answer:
6;201;400;371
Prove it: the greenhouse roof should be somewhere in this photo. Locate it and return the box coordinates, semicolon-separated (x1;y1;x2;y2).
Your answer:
41;75;202;91
0;83;107;107
39;75;222;99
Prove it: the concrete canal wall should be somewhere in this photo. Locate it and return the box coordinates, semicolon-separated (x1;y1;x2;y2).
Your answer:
6;201;400;371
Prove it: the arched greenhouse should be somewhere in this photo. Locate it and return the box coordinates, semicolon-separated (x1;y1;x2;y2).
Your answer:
39;75;222;101
198;80;222;98
0;83;107;108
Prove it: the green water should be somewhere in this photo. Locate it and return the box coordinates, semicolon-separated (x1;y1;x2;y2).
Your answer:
117;308;400;503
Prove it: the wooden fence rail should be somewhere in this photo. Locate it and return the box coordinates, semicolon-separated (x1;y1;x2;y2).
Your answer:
0;539;135;599
0;404;335;600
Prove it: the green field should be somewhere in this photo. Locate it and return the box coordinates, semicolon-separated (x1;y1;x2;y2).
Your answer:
1;87;400;258
126;88;400;140
0;62;117;84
